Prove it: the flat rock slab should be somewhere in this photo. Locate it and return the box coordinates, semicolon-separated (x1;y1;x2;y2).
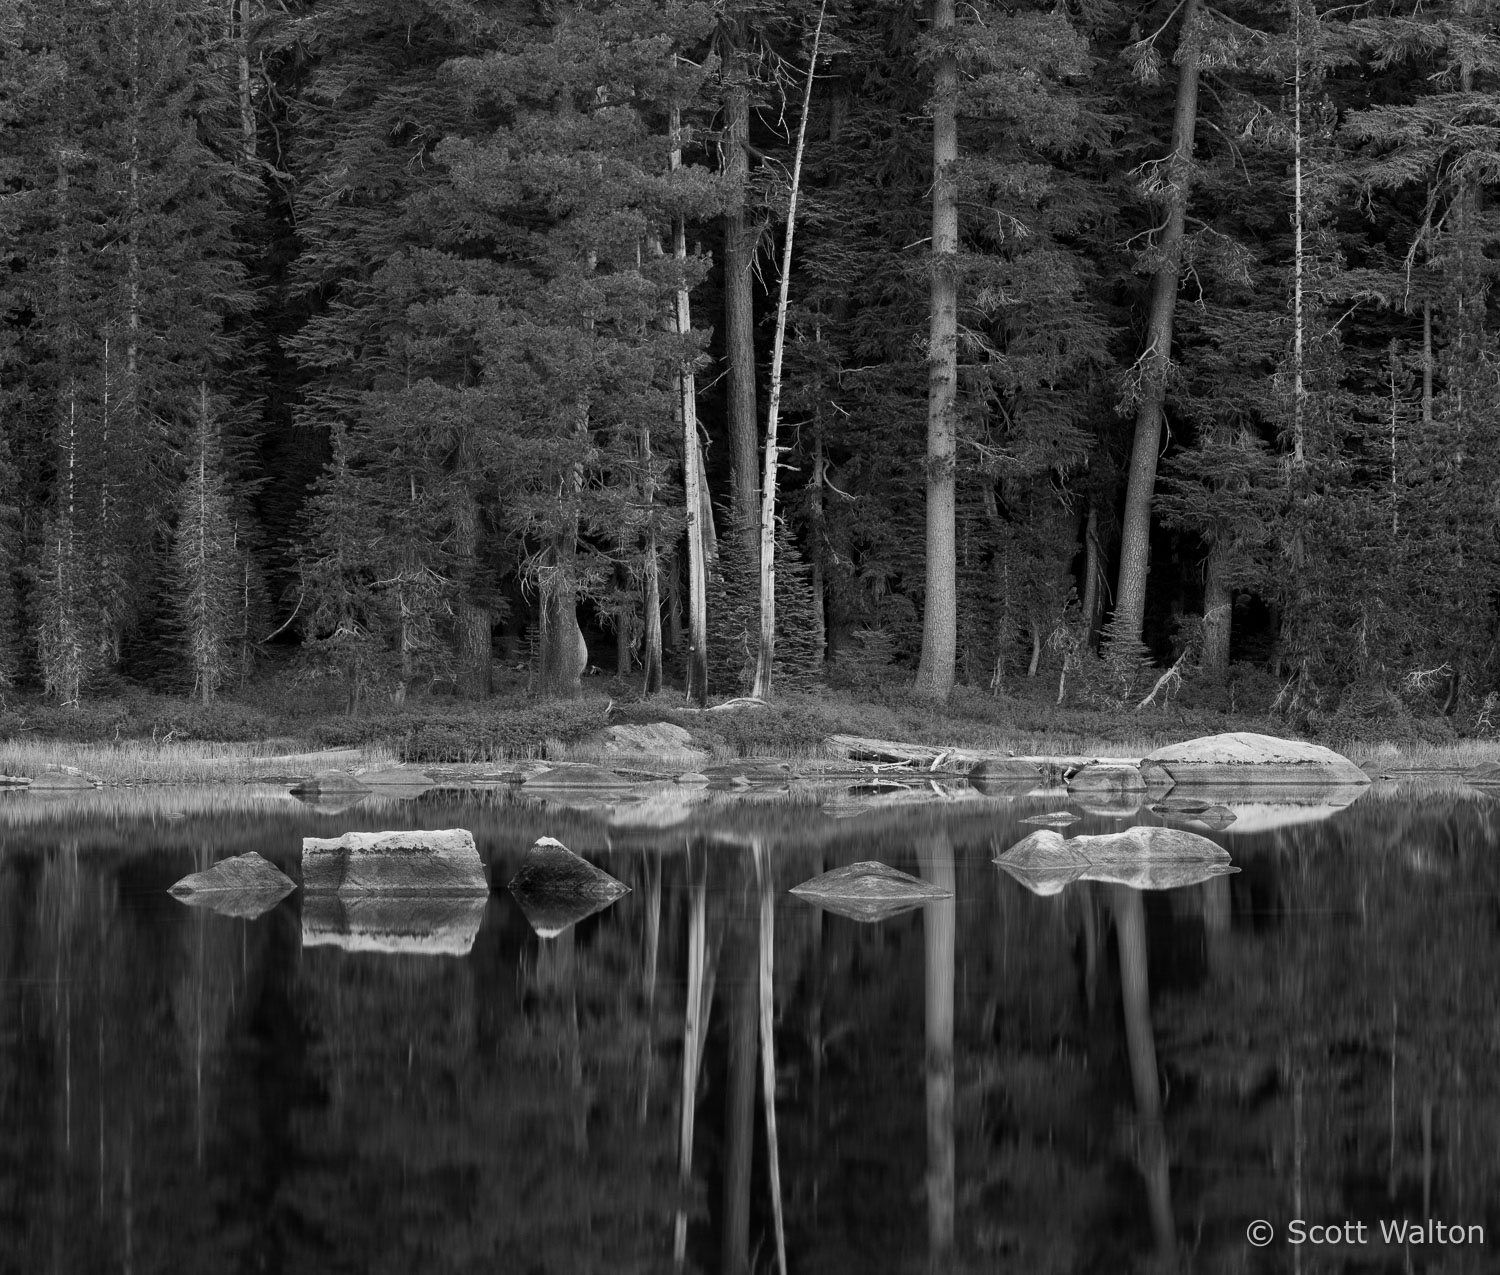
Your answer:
522;764;634;790
303;895;487;956
290;769;371;796
29;770;98;790
1067;762;1147;794
302;828;489;895
507;837;629;900
355;765;435;792
1141;731;1368;787
590;722;712;768
170;851;296;899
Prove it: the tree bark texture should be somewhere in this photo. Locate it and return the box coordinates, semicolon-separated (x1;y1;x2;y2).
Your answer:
452;484;493;698
1201;540;1231;681
672;107;711;706
913;0;958;701
723;34;760;556
1112;0;1203;645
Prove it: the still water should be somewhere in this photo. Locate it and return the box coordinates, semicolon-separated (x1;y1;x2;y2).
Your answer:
2;777;1498;1274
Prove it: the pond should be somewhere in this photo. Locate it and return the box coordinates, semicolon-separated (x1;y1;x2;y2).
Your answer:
1;776;1497;1274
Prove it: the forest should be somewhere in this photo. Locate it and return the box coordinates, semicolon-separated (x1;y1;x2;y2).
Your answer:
0;0;1497;726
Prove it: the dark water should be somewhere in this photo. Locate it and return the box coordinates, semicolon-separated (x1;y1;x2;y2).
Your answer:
2;777;1498;1274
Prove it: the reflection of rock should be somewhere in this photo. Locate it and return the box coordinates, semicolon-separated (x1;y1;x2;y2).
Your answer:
302;828;490;894
790;860;951;922
1214;788;1368;834
169;851;296;917
997;827;1233;896
1153;801;1237;831
1067;762;1146;794
969;758;1043;783
290;769;371;796
522;764;634;790
1020;810;1079;827
509;889;621;938
302;894;487;955
508;837;629;900
292;792;369;816
1075;795;1144;820
1140;731;1368;787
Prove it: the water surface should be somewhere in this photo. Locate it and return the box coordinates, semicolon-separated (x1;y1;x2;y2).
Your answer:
2;778;1497;1273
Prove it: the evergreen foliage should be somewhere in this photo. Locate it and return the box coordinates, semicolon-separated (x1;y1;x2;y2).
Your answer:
0;0;1498;716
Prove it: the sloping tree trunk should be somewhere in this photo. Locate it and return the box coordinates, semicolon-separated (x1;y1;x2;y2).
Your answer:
723;29;760;557
1112;0;1203;645
913;0;959;701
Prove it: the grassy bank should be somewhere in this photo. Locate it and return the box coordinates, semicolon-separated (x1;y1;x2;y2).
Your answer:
0;674;1491;783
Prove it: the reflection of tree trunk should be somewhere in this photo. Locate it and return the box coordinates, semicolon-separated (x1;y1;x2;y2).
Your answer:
1111;886;1175;1257
1200;872;1231;978
640;851;662;1125
920;832;956;1269
722;914;757;1275
752;840;787;1275
675;857;714;1267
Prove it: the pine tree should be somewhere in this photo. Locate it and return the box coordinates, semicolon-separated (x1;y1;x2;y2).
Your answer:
173;387;242;703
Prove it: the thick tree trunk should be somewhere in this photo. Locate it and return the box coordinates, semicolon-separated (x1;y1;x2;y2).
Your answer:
1201;541;1231;681
452;485;492;698
913;0;959;701
723;35;760;556
641;426;663;695
671;109;711;707
1112;0;1203;645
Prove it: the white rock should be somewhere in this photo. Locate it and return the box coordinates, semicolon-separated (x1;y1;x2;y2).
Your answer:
1140;731;1368;787
302;828;488;895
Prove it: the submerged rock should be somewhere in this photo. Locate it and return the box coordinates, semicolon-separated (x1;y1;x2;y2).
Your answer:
507;837;629;901
169;852;296;917
996;825;1233;896
521;764;634;790
790;860;951;921
1020;810;1079;827
302;828;489;895
303;895;487;956
1140;732;1368;787
290;769;370;796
